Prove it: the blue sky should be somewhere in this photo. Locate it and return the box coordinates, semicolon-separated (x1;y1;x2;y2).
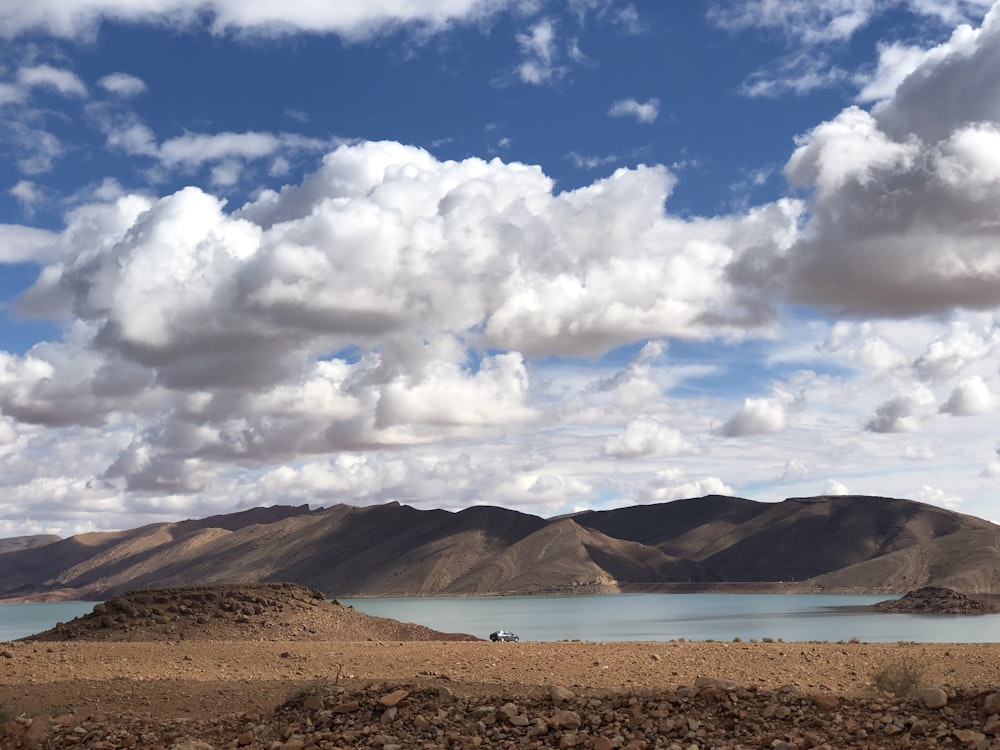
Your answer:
2;0;1000;538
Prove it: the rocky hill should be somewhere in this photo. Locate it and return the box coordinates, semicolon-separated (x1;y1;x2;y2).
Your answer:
0;495;997;600
23;583;479;642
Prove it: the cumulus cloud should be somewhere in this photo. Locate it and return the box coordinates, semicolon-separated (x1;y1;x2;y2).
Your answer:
636;468;734;504
0;0;508;40
864;388;934;432
940;375;996;415
819;321;909;372
718;396;787;437
608;97;659;123
823;479;850;495
4;140;806;490
915;483;963;508
603;417;690;458
913;321;1000;380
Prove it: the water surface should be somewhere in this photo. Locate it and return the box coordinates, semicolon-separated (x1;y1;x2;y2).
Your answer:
3;594;999;643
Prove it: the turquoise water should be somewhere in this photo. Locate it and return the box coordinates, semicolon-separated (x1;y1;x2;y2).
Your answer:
3;594;999;643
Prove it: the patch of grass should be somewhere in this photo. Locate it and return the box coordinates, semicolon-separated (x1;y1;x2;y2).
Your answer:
871;657;925;698
0;704;13;723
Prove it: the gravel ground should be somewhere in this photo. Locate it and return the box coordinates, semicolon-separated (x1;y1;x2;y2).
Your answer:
2;639;1000;718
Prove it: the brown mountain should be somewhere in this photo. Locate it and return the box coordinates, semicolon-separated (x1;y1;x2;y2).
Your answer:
0;494;996;601
806;527;1000;593
575;494;996;582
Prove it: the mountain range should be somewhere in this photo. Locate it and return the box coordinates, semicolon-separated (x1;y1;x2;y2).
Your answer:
1;494;998;601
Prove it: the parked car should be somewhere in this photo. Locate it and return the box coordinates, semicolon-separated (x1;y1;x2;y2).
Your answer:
489;629;519;642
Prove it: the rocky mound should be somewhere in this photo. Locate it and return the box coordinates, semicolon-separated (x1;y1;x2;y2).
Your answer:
873;586;1000;614
21;583;479;642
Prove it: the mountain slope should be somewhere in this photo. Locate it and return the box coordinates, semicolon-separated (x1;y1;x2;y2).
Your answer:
806;527;1000;592
0;495;996;600
578;495;995;582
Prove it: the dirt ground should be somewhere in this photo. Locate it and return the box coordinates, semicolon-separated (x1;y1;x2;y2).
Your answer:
3;639;1000;722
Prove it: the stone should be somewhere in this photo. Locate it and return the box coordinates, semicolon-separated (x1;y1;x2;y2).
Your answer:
694;675;737;690
810;694;840;713
919;687;949;709
301;694;324;711
593;738;615;750
550;685;576;703
549;710;582;730
953;728;986;745
498;703;520;720
23;715;49;750
379;689;409;707
984;692;1000;715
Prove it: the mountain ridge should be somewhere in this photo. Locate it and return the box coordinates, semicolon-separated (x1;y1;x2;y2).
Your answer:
1;494;997;601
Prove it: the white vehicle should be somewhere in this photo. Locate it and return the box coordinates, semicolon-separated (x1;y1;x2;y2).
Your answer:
489;629;519;642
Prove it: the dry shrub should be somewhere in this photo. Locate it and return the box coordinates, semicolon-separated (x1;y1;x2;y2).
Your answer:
871;657;925;698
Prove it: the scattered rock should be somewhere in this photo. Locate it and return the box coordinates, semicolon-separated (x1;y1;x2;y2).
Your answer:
12;678;1000;749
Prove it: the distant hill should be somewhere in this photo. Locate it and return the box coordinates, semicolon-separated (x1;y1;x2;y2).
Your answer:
0;495;996;601
0;535;60;555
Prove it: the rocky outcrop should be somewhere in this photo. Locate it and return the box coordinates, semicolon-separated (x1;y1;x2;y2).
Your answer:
20;583;480;642
873;586;1000;614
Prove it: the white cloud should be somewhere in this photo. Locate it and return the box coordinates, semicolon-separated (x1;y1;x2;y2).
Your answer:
740;54;848;98
516;18;564;84
915;483;964;508
709;0;992;44
636;468;734;504
603;417;690;458
819;321;909;372
913;320;1000;380
98;72;147;98
864;387;934;432
940;375;996;415
719;396;787;437
2;140;808;495
608;97;659;123
778;21;1000;319
0;223;57;263
0;0;509;40
8;180;44;213
823;479;850;495
855;42;943;103
17;64;87;97
708;0;877;44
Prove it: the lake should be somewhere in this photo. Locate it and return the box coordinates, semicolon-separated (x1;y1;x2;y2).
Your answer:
3;594;1000;643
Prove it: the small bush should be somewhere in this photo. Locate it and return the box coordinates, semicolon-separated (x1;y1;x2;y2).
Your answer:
871;657;925;698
